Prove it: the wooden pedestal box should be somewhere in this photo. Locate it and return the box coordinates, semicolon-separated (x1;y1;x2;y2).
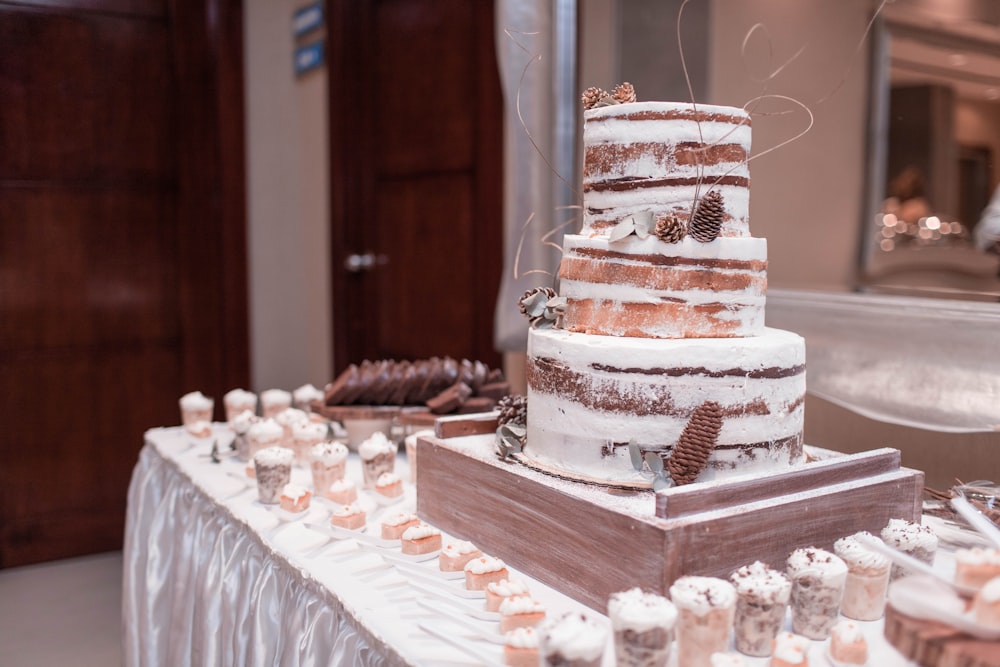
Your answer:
415;425;924;612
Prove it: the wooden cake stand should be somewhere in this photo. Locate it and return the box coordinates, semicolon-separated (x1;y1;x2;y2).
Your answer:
884;604;1000;667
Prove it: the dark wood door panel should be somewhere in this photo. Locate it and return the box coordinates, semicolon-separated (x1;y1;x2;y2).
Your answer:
0;6;174;183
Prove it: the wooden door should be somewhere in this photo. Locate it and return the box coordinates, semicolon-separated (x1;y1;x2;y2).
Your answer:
327;0;503;370
0;0;247;567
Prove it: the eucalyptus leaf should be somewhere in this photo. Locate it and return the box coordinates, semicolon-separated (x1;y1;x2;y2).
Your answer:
628;439;643;471
609;217;636;243
523;292;548;318
633;211;654;239
644;451;664;474
652;476;673;492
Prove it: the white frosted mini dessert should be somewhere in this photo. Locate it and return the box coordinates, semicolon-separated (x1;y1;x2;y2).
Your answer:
260;388;292;418
358;431;396;488
834;532;891;621
464;556;509;591
669;575;736;667
771;632;810;667
729;561;791;657
499;596;546;633
184;419;212;439
308;441;348;494
829;620;868;665
607;587;677;667
179;391;214;426
252;446;294;504
881;518;938;581
293;383;324;412
330;502;366;530
539;612;607;667
374;472;404;499
504;626;539;667
230;409;260;461
246;419;284;476
954;547;1000;590
400;523;441;555
325;477;357;505
291;421;328;465
274;407;309;451
486;579;530;612
973;575;1000;629
279;483;311;513
786;547;848;640
381;512;420;540
439;540;482;572
223;388;257;422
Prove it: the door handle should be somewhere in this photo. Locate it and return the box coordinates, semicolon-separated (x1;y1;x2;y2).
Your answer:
344;253;377;273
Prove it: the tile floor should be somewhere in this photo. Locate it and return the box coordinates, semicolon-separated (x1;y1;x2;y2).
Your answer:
0;551;123;666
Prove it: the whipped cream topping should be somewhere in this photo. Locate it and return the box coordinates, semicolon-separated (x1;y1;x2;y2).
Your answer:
274;407;309;427
834;532;890;572
180;391;213;410
224;388;256;406
443;540;479;557
253;446;294;467
539;612;606;660
710;653;746;667
786;547;848;582
184;420;212;437
248;419;283;443
382;512;418;527
772;632;808;664
293;383;323;403
281;483;308;500
328;478;355;492
488;579;529;598
309;441;348;466
729;561;791;603
504;626;539;649
401;523;440;541
375;472;400;487
464;556;506;575
499;595;545;617
980;576;1000;603
292;421;328;441
260;389;292;407
955;547;1000;566
607;587;677;632
359;431;395;460
669;576;736;616
881;518;938;551
333;503;363;518
230;409;259;434
831;619;864;644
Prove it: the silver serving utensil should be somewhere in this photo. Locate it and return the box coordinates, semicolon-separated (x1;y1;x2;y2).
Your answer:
415;622;506;666
951;494;1000;548
416;600;503;644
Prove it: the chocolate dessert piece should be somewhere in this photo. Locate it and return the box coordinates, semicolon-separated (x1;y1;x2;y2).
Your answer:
427;382;473;414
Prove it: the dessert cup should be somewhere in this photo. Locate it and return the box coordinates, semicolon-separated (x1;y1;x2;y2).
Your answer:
260;389;292;418
291;420;328;466
252;446;294;504
538;611;607;667
308;441;348;493
179;391;214;426
834;532;891;621
880;518;938;581
669;576;736;667
729;561;791;657
292;383;324;413
358;431;396;488
223;388;257;423
607;587;677;667
230;409;260;461
786;547;848;640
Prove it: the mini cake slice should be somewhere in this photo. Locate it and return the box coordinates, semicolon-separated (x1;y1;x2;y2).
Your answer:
771;632;810;667
439;540;482;572
486;579;530;612
498;595;546;633
381;512;420;540
374;471;404;499
503;626;539;667
400;523;442;555
279;483;312;513
973;575;1000;630
829;620;868;665
955;547;1000;589
325;477;358;505
464;555;509;591
330;503;366;530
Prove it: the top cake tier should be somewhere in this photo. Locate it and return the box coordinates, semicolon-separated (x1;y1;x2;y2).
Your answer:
582;101;751;237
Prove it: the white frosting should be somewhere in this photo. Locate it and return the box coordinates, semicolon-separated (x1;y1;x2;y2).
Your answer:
247;419;283;443
184;420;212;436
526;326;805;483
180;391;213;410
539;612;607;660
281;483;308;500
292;421;328;441
980;576;1000;603
293;383;323;403
224;388;256;406
772;632;809;663
488;579;530;598
607;587;677;632
309;441;348;466
375;472;400;488
729;561;791;603
831;620;864;644
333;503;363;518
504;626;539;649
669;576;736;616
253;446;294;467
260;389;291;407
834;532;890;572
359;431;395;460
230;409;259;434
327;478;355;492
401;523;440;541
443;540;479;556
710;654;746;667
955;547;1000;566
464;556;506;575
382;512;418;527
274;407;309;428
786;548;848;583
500;595;545;616
880;518;938;552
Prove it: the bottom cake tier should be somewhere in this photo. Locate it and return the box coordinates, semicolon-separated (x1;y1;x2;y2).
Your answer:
526;326;806;484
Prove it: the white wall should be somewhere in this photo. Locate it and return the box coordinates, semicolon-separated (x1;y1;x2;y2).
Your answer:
244;0;331;392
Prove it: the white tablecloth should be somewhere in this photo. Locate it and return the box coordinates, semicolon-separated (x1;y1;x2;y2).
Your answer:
123;425;926;666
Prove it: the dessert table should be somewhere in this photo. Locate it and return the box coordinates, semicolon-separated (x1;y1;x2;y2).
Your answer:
122;423;930;666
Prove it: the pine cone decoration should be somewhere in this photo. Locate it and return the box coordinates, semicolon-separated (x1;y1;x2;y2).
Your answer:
688;190;725;243
612;82;636;104
654;214;685;243
667;401;722;485
497;394;528;427
581;86;606;110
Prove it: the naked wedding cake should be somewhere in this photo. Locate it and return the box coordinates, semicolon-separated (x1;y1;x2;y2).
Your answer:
522;86;806;485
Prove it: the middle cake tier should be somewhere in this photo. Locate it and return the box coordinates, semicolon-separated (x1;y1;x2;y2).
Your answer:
558;234;768;338
525;326;806;485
